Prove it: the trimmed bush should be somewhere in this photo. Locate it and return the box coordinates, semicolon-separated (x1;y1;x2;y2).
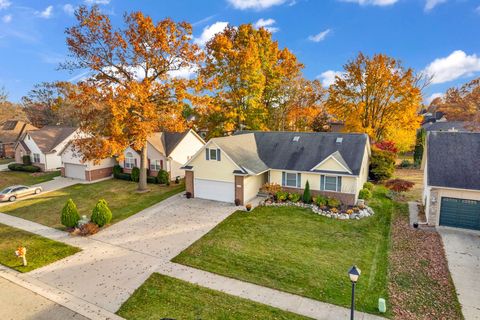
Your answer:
326;197;341;208
91;199;112;227
113;164;122;176
275;191;288;202
302;180;312;204
115;172;132;181
8;163;41;172
157;169;169;184
61;198;80;228
363;182;374;191
22;155;31;165
288;193;301;202
315;195;328;207
147;176;157;184
131;167;140;182
358;188;372;200
400;159;412;168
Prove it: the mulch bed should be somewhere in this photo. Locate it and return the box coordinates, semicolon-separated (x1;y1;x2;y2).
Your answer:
388;207;463;319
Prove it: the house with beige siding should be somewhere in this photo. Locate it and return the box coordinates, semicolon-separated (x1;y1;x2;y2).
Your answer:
422;131;480;231
183;131;371;205
14;126;79;171
120;129;205;180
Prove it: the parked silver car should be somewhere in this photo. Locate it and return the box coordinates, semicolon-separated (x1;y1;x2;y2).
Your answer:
0;185;43;202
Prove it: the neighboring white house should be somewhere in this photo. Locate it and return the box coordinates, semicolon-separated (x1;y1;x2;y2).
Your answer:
15;126;79;171
60;142;117;181
120;129;205;180
182;131;370;205
422;131;480;231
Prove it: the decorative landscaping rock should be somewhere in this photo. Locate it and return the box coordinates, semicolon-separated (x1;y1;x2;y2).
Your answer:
260;199;375;221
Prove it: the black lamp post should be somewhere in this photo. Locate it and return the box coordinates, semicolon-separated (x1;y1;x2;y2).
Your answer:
348;265;361;320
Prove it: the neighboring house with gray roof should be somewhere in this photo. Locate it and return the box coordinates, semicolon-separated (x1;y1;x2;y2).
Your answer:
422;131;480;231
422;121;470;132
182;131;371;205
120;129;205;180
14;126;79;171
0;120;37;158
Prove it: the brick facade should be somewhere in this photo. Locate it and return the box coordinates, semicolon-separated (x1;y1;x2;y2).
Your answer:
86;167;113;181
281;186;356;206
185;171;194;197
0;143;15;158
235;175;244;205
32;162;46;172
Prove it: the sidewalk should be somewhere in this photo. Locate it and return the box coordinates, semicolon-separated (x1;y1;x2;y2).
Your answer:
0;197;386;320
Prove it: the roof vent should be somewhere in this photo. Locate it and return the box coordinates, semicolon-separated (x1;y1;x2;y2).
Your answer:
336;137;343;144
293;136;300;142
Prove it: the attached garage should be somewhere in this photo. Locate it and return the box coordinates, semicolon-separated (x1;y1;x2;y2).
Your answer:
64;163;86;180
194;179;234;203
439;197;480;231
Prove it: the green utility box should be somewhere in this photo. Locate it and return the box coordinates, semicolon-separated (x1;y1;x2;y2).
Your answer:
378;298;386;313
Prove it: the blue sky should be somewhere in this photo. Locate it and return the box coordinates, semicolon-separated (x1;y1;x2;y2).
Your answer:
1;0;479;103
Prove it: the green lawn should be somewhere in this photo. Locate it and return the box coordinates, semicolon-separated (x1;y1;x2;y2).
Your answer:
0;171;61;190
0;158;14;165
117;273;311;320
1;179;185;229
173;187;395;315
0;223;80;272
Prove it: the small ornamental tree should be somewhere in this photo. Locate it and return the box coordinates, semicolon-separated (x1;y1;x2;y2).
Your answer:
369;147;396;181
385;179;415;193
91;199;112;227
260;182;282;195
61;198;80;228
302;180;312;203
373;141;398;154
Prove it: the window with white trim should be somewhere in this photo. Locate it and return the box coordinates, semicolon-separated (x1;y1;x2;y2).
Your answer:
321;175;342;192
33;153;40;163
282;172;301;188
125;152;135;169
209;148;218;160
150;160;161;171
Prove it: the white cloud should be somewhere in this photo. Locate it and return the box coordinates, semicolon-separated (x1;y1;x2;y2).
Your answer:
254;18;279;33
424;0;447;11
0;0;11;10
476;5;480;14
308;29;331;42
423;50;480;84
2;14;11;23
194;21;229;46
84;0;111;4
340;0;398;6
317;70;344;87
168;65;198;79
227;0;286;10
37;5;53;19
425;92;444;105
63;4;76;16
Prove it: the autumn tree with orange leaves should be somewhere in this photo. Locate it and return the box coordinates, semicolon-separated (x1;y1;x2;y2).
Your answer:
326;53;423;152
64;6;203;191
435;77;480;130
195;24;321;137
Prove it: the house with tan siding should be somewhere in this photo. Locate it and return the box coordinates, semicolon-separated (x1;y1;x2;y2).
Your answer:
183;131;371;205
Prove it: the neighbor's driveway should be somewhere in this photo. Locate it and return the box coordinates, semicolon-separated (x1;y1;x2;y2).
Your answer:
440;228;480;320
29;194;235;312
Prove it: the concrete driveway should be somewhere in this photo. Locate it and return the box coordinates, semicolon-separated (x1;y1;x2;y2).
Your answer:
29;195;236;312
0;277;87;320
440;228;480;320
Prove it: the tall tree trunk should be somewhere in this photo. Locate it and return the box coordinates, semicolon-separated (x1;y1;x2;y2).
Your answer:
138;144;148;191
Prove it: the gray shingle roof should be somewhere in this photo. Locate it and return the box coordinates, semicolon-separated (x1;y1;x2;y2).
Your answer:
28;126;77;153
422;121;470;132
211;131;368;175
427;132;480;190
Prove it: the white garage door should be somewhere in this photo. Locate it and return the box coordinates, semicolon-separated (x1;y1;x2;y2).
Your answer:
64;163;87;180
194;179;234;203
